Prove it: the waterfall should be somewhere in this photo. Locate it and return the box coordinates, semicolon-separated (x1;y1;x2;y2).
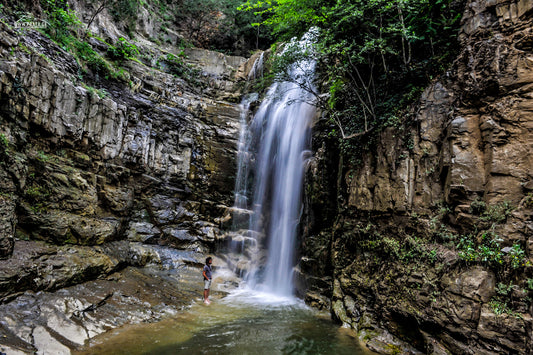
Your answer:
233;94;255;213
232;31;317;297
248;52;264;81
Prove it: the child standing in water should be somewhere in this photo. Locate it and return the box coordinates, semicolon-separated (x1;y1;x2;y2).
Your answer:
203;257;213;304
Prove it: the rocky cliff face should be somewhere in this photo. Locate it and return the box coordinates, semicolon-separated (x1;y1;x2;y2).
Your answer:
0;2;252;351
0;20;247;255
300;0;533;354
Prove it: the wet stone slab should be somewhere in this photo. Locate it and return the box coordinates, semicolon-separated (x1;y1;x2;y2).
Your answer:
0;243;235;354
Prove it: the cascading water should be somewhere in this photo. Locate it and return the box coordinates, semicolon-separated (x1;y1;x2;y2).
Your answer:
232;31;317;297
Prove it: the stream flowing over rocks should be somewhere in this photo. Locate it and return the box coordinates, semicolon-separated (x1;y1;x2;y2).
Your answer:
0;0;532;354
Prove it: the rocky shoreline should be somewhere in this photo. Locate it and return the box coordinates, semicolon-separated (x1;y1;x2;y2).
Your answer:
0;240;235;354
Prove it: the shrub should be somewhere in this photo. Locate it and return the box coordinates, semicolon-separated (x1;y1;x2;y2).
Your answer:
480;201;513;223
107;37;139;62
457;231;530;269
41;0;81;46
470;197;486;215
71;38;109;74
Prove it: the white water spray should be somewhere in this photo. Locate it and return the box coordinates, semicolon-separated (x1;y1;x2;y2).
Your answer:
232;31;317;297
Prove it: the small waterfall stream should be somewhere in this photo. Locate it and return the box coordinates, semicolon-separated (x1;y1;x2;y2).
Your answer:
232;32;317;297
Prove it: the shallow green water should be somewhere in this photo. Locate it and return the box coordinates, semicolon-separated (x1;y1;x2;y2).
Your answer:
76;289;373;355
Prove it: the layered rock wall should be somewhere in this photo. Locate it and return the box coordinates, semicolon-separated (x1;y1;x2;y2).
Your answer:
0;15;248;296
301;0;533;353
0;2;254;350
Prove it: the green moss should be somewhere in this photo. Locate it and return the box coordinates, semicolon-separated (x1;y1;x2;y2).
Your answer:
107;37;140;62
385;343;403;355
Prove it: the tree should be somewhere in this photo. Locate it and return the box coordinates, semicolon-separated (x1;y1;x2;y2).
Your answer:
240;0;464;142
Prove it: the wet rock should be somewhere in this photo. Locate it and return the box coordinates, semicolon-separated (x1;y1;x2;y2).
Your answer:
0;243;236;354
126;221;160;243
17;205;120;245
161;227;199;250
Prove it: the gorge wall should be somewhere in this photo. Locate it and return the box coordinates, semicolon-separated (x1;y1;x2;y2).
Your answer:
0;1;257;351
1;0;533;353
0;6;249;268
300;0;533;354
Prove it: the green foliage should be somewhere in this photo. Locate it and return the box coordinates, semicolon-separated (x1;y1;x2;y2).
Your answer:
479;201;513;223
353;222;438;264
0;133;8;150
457;231;529;269
41;0;108;74
41;0;81;45
37;150;50;162
489;299;511;316
457;232;502;265
527;278;533;291
71;38;109;74
240;0;464;158
40;0;134;80
107;37;140;62
495;282;514;297
507;244;528;269
163;0;272;52
490;284;523;318
469;197;486;215
239;0;327;38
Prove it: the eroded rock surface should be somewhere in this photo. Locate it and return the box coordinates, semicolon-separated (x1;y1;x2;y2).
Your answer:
0;2;254;353
0;240;234;354
300;0;533;353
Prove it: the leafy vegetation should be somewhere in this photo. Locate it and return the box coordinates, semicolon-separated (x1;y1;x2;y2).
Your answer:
479;200;513;223
349;221;439;264
240;0;464;157
168;0;272;53
40;0;134;80
488;282;527;318
457;230;530;270
107;37;140;62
